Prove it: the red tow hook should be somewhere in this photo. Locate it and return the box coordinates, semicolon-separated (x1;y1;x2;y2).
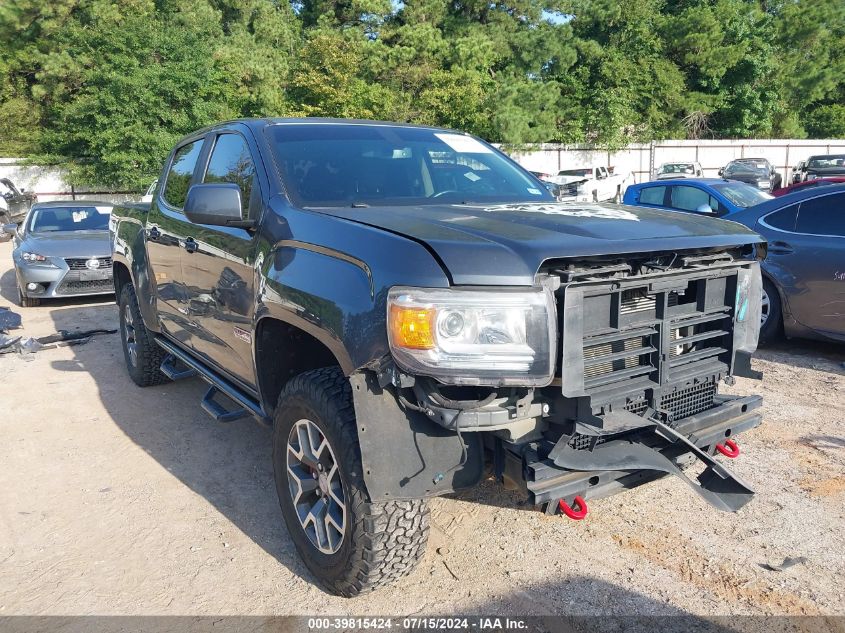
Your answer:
715;439;740;458
558;496;588;520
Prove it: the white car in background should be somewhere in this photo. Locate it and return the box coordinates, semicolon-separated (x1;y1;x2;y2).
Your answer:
654;162;704;180
549;165;634;202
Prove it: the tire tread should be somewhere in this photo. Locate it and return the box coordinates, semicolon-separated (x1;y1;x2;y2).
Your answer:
276;367;429;597
119;284;169;387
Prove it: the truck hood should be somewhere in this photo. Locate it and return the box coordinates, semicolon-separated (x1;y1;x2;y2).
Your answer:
313;202;762;285
21;231;111;258
549;175;589;186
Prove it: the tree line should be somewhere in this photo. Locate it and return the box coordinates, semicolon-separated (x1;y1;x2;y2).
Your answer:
0;0;843;189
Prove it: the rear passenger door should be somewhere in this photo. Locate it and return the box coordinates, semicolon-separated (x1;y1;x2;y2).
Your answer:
179;129;263;388
146;137;206;344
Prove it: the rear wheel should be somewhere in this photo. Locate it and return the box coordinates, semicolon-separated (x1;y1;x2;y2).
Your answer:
272;367;429;597
118;284;168;386
759;278;782;345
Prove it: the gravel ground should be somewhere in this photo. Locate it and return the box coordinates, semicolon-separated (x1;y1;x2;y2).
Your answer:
0;240;843;619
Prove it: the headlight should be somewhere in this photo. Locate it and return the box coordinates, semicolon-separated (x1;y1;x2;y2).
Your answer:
21;251;53;265
756;180;769;188
387;287;557;387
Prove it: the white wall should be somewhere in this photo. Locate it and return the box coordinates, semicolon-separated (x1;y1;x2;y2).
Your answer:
0;158;139;204
506;139;845;183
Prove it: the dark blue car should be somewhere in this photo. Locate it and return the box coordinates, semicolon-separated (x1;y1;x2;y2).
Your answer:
623;178;773;217
727;184;845;344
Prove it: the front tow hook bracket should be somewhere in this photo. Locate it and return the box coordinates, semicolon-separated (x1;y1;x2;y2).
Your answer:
716;439;740;458
548;419;755;513
558;496;588;520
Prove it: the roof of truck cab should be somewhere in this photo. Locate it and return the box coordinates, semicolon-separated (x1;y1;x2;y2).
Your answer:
218;117;463;133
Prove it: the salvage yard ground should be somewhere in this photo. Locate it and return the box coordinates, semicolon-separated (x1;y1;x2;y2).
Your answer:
0;239;843;618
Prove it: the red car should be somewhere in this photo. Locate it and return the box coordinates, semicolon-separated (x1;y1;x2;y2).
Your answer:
772;177;845;196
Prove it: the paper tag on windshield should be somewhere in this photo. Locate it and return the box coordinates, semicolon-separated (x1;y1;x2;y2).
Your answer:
435;133;492;154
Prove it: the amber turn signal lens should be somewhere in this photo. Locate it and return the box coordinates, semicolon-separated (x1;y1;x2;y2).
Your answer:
389;304;436;349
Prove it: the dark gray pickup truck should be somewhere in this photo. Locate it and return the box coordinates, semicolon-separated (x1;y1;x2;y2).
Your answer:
110;118;765;596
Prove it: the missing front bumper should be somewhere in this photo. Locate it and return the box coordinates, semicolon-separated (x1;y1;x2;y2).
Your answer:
503;393;762;512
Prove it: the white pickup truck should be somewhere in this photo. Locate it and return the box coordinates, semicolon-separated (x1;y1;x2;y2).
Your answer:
548;166;634;203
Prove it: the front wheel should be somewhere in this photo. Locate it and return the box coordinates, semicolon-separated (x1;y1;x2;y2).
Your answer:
118;284;169;386
272;367;429;597
17;285;40;307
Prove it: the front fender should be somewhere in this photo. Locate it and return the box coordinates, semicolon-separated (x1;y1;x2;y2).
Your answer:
256;202;450;374
111;207;159;332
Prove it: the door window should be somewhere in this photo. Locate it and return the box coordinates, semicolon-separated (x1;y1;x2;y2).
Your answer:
796;193;845;236
163;140;203;209
669;185;714;212
639;186;666;205
764;205;798;231
203;134;256;216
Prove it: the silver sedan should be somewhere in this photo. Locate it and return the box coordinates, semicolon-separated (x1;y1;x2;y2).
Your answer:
1;201;114;307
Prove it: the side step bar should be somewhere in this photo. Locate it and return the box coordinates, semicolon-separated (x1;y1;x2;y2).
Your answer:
160;353;198;380
155;336;271;426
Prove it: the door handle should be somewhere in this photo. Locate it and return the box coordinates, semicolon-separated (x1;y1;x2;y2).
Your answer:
768;241;794;255
184;237;198;254
148;226;161;241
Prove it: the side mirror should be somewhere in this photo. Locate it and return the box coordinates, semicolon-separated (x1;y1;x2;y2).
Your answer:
695;204;716;215
717;168;724;177
184;183;252;228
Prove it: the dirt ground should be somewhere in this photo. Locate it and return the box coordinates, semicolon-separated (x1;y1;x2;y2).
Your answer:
0;239;843;618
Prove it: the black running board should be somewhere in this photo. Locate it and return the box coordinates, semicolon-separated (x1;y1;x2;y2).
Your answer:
155;336;271;426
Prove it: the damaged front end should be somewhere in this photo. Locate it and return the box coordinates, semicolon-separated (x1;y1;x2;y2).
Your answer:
358;246;764;514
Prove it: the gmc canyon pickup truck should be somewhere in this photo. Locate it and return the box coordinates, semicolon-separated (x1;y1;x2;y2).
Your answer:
110;118;765;597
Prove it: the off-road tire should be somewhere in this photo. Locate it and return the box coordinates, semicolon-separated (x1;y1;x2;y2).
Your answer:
272;367;429;597
759;278;782;345
118;284;169;387
17;285;40;307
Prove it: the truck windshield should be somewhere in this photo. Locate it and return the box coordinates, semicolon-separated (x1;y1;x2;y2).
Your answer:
806;155;845;169
658;164;694;174
28;206;111;233
710;182;773;207
267;123;553;207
